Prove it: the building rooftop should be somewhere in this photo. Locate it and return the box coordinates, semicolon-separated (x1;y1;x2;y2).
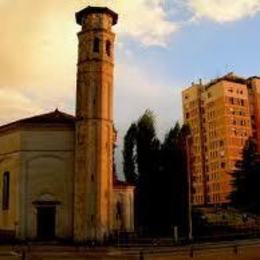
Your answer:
76;6;118;26
0;109;75;132
206;72;247;89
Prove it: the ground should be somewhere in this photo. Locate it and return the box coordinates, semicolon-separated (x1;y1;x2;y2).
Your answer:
1;239;260;259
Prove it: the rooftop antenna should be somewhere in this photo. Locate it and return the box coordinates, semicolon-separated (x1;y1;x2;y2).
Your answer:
225;64;232;75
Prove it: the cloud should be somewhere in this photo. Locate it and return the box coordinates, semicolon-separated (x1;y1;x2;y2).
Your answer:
0;87;44;124
81;0;178;46
114;62;182;143
187;0;260;23
0;0;179;125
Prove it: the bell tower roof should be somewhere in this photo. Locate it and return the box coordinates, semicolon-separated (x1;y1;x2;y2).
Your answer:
76;6;118;26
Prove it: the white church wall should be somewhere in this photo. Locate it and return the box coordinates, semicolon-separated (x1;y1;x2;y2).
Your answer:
19;128;74;240
0;130;21;235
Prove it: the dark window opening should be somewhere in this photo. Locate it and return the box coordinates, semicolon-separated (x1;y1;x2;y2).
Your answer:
2;171;10;210
93;38;100;53
106;40;111;56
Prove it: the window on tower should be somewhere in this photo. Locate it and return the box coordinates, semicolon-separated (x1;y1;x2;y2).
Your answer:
93;38;100;53
106;40;111;56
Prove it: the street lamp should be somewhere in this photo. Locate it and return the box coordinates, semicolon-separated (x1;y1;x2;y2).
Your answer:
186;134;193;241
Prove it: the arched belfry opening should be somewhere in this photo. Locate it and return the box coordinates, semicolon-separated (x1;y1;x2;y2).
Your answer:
93;37;100;53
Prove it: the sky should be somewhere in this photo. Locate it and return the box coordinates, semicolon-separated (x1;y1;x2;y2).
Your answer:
0;0;260;177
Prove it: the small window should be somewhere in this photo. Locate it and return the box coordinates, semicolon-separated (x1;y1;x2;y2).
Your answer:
2;171;10;210
93;38;100;53
106;40;111;56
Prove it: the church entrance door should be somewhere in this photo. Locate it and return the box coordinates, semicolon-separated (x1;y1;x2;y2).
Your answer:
37;206;56;240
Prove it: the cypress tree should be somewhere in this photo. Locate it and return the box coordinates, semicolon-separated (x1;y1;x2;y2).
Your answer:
123;123;137;185
135;110;160;235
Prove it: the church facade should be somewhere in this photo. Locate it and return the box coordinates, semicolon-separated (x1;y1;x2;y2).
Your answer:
0;6;134;241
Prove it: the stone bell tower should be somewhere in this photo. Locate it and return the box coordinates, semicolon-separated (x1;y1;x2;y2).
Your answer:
74;6;118;242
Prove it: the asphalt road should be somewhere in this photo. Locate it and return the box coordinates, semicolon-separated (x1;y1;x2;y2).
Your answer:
0;239;260;259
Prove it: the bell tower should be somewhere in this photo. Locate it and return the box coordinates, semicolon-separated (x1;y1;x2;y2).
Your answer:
74;6;118;242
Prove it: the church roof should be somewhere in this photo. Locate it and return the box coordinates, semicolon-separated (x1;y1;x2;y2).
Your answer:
0;109;75;132
18;109;75;124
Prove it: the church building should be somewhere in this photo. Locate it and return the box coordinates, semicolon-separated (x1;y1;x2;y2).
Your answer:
0;6;134;241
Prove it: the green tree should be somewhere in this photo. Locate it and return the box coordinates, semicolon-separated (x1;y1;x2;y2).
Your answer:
135;110;161;234
123;123;137;185
160;123;181;233
122;110;192;236
230;137;260;212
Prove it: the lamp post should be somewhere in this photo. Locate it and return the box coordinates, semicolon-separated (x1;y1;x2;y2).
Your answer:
186;135;193;241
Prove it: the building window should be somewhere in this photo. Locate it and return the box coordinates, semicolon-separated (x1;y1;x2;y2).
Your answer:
93;38;100;53
106;40;111;56
2;171;10;210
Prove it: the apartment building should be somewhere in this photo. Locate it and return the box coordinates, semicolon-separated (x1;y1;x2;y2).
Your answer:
182;73;260;206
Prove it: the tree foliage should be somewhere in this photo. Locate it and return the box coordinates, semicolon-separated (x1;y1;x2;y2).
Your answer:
230;137;260;213
123;123;137;185
122;110;191;236
135;110;161;234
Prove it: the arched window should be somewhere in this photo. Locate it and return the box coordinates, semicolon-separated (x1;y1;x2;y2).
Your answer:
106;40;111;56
2;171;10;210
93;38;100;53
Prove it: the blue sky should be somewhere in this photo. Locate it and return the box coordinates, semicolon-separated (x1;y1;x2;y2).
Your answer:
0;0;260;176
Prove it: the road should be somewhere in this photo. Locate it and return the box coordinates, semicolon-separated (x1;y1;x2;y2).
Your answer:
0;239;260;259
